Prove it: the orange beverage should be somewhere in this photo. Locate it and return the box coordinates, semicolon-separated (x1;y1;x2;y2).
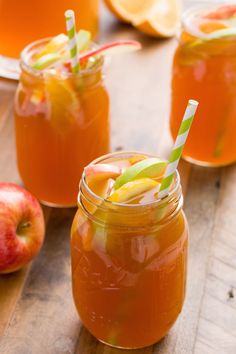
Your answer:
71;152;188;349
0;0;98;58
170;4;236;166
14;38;109;207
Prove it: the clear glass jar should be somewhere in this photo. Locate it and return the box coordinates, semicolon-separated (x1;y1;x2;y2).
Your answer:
14;38;110;207
71;152;188;349
170;3;236;166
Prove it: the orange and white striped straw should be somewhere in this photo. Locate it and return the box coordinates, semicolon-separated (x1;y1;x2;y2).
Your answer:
65;9;79;73
159;99;199;199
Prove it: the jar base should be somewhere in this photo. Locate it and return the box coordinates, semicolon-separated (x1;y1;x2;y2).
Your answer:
182;154;236;167
97;337;159;350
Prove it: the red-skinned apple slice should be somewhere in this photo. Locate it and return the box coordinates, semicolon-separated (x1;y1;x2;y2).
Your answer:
203;5;236;20
79;40;142;62
0;183;45;274
84;164;121;183
32;39;141;72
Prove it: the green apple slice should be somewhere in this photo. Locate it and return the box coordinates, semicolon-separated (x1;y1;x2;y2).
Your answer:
37;34;68;58
77;30;92;52
33;53;62;70
113;158;167;190
108;178;159;203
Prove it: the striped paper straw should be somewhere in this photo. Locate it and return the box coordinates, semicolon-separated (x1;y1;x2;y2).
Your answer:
65;9;79;73
159;99;199;199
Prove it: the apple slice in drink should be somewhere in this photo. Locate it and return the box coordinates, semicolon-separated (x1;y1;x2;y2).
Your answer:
32;38;141;72
33;53;63;70
77;30;92;52
84;164;121;183
78;177;115;252
81;172;115;251
189;20;236;50
108;178;159;203
114;158;167;190
79;40;142;62
36;33;68;59
32;30;92;71
203;5;236;20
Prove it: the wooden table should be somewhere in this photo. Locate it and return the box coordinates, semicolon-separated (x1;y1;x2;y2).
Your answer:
0;2;236;354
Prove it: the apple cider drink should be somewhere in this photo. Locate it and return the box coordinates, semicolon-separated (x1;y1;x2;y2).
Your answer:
71;152;188;349
14;34;109;206
170;4;236;166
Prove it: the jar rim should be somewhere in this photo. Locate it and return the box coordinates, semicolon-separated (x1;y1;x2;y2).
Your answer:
20;37;104;78
80;151;181;210
182;2;235;40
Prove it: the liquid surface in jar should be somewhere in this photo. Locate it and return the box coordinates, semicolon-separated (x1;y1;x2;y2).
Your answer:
84;155;171;205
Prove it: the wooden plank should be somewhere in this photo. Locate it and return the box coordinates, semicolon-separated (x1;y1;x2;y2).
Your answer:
194;164;236;353
0;208;80;354
150;166;222;354
195;317;236;354
0;268;30;337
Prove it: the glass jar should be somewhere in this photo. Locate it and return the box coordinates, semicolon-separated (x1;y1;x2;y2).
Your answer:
71;152;188;349
14;38;110;207
170;4;236;166
0;0;99;79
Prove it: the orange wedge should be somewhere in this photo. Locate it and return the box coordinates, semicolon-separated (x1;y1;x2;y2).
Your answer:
104;0;181;38
199;21;228;34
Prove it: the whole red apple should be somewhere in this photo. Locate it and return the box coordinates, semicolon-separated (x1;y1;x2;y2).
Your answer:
0;183;45;274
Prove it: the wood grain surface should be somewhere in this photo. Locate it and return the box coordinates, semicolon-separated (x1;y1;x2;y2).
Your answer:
0;1;236;354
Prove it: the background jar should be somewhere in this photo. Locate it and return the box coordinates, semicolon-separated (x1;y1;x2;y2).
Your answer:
0;0;98;59
170;4;236;167
71;152;188;349
14;38;110;207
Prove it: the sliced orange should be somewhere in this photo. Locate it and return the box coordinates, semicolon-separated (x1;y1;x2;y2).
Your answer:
104;0;156;23
199;21;228;34
104;0;181;37
134;0;182;37
45;75;79;133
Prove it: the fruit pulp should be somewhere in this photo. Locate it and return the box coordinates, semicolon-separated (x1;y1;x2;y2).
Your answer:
170;5;236;166
14;40;109;207
71;153;188;348
0;0;98;58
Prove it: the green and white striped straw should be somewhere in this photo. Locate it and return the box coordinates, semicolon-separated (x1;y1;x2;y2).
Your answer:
65;9;80;73
159;99;199;199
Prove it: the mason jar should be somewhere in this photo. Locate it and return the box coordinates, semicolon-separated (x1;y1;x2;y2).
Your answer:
170;4;236;166
14;38;110;207
71;151;188;349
